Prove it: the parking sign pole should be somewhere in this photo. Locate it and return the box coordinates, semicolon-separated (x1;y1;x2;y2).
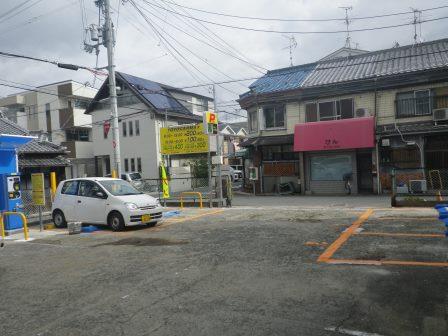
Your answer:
213;85;223;207
207;133;212;207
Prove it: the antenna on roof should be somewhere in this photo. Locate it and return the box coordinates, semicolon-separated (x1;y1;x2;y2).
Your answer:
411;8;423;44
339;6;353;49
282;35;297;67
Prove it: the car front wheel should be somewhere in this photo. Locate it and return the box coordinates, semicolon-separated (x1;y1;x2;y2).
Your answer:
53;210;67;228
108;212;125;231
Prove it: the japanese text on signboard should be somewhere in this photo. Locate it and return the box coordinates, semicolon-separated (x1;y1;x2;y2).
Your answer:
160;124;209;155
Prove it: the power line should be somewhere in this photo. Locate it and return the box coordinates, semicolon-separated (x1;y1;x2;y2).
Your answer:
141;1;448;35
156;0;267;73
137;2;245;92
0;50;108;75
0;0;44;25
0;1;77;36
140;0;267;75
157;0;448;23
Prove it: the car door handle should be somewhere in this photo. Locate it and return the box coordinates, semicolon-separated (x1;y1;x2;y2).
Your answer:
77;200;81;203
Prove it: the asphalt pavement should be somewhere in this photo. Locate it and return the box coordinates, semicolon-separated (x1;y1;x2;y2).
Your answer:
0;201;447;336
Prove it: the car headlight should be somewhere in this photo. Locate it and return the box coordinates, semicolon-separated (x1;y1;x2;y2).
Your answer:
125;202;139;210
155;199;161;206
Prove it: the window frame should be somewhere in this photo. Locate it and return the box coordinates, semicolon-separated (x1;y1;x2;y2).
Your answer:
122;121;127;137
305;98;354;122
137;157;142;172
135;120;140;136
396;89;432;118
61;180;80;195
248;110;258;132
124;158;129;172
131;158;135;172
129;121;134;137
263;105;286;129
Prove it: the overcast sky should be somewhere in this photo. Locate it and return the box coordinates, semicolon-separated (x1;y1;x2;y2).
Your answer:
0;0;447;121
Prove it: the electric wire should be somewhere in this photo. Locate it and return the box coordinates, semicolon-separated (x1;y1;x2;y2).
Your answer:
0;0;44;26
137;2;245;92
153;0;266;73
141;0;448;35
158;0;448;23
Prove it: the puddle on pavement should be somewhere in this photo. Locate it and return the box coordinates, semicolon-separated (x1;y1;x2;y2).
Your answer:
97;237;189;247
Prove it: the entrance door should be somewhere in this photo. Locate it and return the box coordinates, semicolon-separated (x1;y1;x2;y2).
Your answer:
357;152;373;193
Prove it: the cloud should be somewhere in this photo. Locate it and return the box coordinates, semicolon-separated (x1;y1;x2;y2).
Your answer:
0;0;447;120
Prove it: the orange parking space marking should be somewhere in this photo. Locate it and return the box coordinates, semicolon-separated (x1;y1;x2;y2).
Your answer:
317;209;373;262
356;232;446;238
326;258;448;268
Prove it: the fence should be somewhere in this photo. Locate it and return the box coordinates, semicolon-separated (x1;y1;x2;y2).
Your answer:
21;188;53;217
391;168;448;204
138;177;210;198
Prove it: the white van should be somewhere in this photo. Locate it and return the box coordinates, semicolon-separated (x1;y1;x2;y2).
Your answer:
52;177;163;231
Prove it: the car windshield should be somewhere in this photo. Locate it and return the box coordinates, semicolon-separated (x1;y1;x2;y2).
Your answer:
99;179;143;196
129;172;142;180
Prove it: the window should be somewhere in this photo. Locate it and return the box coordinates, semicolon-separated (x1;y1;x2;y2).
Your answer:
61;181;79;195
135;120;140;136
73;99;89;110
124;159;129;172
66;128;89;141
78;181;103;198
137;157;142;172
263;105;285;129
129;121;134;136
318;101;336;121
306;98;354;122
122;121;127;137
396;90;432;118
262;144;300;161
338;99;354;119
310;155;352;181
131;158;135;171
305;103;318;122
249;110;258;132
45;103;52;135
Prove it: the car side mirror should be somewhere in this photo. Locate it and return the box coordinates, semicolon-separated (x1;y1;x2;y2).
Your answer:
95;191;107;199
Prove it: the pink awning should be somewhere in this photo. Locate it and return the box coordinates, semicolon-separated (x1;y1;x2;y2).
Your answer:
294;117;374;152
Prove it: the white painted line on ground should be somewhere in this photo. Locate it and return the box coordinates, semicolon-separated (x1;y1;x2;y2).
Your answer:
325;327;384;336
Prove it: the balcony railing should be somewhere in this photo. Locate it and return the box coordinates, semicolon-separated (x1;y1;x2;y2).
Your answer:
395;95;448;118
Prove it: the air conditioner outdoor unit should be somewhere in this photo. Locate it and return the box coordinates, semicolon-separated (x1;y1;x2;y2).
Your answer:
409;180;427;194
433;108;448;122
355;108;370;118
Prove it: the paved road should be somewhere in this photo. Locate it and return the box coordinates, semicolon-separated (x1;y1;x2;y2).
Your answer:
0;205;446;336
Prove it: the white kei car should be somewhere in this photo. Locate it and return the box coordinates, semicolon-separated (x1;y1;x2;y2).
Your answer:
52;177;163;231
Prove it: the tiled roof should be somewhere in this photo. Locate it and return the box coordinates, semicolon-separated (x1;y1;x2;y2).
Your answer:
19;157;70;168
19;140;66;154
118;72;191;114
0;117;28;135
0;117;67;154
303;39;448;87
242;38;448;97
248;64;316;94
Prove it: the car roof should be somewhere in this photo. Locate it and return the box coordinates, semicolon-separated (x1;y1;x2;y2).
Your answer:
62;177;121;182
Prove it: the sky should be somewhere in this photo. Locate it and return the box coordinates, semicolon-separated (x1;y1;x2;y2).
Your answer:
0;0;447;122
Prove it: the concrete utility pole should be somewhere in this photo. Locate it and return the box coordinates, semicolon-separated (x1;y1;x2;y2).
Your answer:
103;0;121;177
84;0;121;177
213;84;223;206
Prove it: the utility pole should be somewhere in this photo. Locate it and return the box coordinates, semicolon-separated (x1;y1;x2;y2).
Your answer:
213;84;223;207
85;0;121;177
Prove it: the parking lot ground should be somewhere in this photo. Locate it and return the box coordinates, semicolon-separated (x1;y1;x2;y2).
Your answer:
1;204;447;336
319;209;448;267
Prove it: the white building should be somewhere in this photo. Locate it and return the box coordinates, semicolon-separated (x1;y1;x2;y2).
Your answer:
85;72;214;178
0;80;97;178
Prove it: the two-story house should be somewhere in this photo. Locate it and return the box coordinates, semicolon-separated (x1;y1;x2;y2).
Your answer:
0;80;97;178
85;72;214;178
239;38;448;195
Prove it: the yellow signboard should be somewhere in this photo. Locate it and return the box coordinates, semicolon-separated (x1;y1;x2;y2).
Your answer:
205;111;218;124
31;173;45;206
160;124;209;155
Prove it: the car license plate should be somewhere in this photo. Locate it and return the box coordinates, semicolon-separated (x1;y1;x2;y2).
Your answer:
141;214;151;223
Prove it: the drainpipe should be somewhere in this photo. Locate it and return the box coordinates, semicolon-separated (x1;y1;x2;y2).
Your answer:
374;79;381;195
